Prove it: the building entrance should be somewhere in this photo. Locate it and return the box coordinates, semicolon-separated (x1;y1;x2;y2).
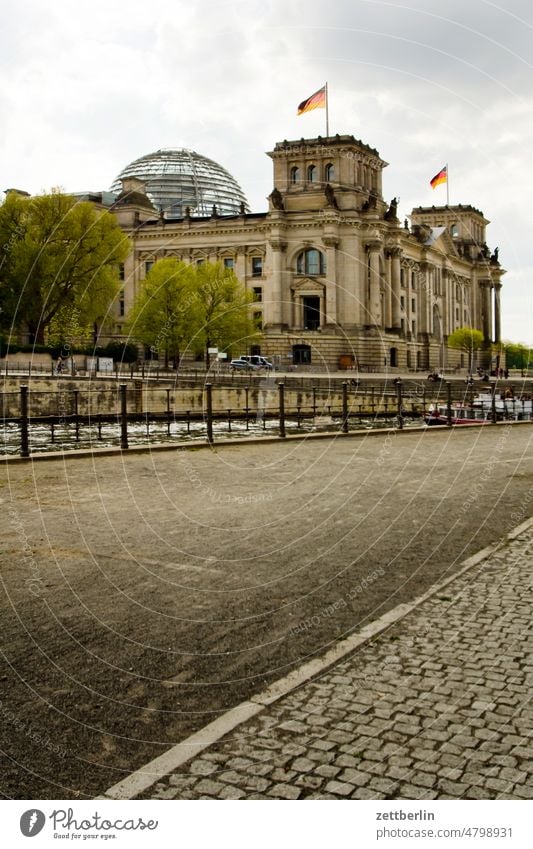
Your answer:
303;296;320;330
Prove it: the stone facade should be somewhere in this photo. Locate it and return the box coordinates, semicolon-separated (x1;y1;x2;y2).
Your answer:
109;135;505;371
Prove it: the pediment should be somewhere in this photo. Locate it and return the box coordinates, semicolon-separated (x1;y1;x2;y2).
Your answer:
291;276;326;293
426;227;459;256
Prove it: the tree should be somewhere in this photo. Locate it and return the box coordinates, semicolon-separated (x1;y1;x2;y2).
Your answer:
192;262;259;367
0;191;130;344
126;258;199;366
127;260;260;367
503;341;532;374
447;327;484;374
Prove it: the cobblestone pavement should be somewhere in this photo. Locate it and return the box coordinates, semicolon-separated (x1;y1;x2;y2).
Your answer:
141;523;533;800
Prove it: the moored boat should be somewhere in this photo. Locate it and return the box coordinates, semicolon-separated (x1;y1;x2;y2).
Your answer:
424;393;533;426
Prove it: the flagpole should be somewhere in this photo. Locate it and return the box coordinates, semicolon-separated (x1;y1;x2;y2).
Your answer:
325;82;329;137
446;162;449;206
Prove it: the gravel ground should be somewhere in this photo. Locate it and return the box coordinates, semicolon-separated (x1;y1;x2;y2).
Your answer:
0;423;532;798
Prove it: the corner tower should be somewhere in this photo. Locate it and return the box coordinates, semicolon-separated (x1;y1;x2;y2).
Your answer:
267;135;388;213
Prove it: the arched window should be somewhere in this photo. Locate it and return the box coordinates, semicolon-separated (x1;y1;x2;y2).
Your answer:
325;163;335;182
296;248;326;275
290;166;300;184
307;164;317;183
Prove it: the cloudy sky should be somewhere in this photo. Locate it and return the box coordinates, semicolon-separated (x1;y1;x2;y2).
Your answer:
1;0;531;343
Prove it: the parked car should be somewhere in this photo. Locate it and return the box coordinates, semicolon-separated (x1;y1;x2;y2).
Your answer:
230;358;259;370
240;355;274;369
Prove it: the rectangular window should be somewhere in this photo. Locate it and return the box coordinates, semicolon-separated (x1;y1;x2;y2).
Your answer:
145;261;154;276
411;271;416;289
253;287;263;302
119;291;125;318
119;263;125;281
411;298;416;312
400;295;405;310
223;257;234;269
411;319;416;335
400;269;405;288
253;311;263;330
251;256;263;277
196;259;205;266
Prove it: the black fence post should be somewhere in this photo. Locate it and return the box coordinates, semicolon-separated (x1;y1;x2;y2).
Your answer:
446;381;453;426
73;389;80;441
342;381;349;433
120;383;129;449
491;383;497;424
278;382;286;438
396;379;404;429
20;384;29;458
166;388;171;435
205;383;214;444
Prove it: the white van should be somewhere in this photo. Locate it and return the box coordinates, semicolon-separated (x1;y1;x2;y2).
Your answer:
241;355;273;369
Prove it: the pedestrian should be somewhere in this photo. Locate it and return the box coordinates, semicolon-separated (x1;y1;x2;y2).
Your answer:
56;356;63;375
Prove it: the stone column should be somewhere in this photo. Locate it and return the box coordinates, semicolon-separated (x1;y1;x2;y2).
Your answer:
268;239;287;328
366;241;382;326
390;248;402;330
480;281;492;342
494;283;502;343
235;248;246;284
323;235;339;325
384;251;392;329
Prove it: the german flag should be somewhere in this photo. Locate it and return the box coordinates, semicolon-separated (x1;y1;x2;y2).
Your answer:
430;166;447;189
297;86;326;115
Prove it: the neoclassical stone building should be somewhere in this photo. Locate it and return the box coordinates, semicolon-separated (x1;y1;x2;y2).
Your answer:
107;135;504;370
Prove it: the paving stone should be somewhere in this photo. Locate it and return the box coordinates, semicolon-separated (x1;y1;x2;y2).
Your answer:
268;783;301;800
309;738;336;751
338;768;370;787
271;768;297;783
324;780;354;797
438;778;469;797
295;774;324;790
194;779;228;796
217;785;246;799
188;759;219;776
315;764;341;779
351;787;387;799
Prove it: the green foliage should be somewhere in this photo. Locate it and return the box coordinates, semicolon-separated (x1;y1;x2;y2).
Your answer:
193;261;259;365
448;326;485;374
126;258;199;365
0;191;130;343
127;259;259;365
447;327;484;352
92;341;139;363
503;341;532;370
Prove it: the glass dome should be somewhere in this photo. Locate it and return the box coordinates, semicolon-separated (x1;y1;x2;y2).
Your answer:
110;148;250;218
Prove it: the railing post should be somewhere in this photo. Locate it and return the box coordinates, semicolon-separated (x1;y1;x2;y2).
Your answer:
342;381;349;433
396;378;404;429
120;383;129;449
20;384;29;458
205;383;214;444
73;389;80;441
278;382;286;438
491;383;497;424
446;381;452;426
